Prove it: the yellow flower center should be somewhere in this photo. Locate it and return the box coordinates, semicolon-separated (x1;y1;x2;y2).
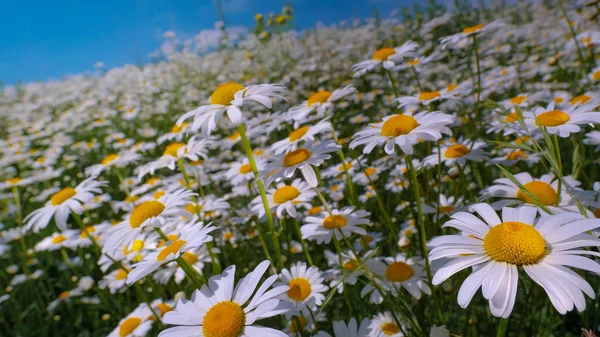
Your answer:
384;261;414;282
7;177;21;184
171;122;188;134
210;82;245;105
418;91;441;101
156;239;186;262
517;181;558;206
439;206;455;213
287;278;312;301
364;167;377;176
129;201;165;228
407;59;420;66
288;126;310;141
183;252;199;264
506;151;528;161
463;24;484;34
509;95;527;105
238;163;252;174
273;185;301;204
307;206;322;215
119;317;142;337
380;114;419;137
52;235;67;244
283;148;311;167
123;239;144;254
554;97;564;104
503;112;519;123
536;110;570;126
381;322;401;336
228;132;241;141
444;144;470;158
163;143;185;157
483;221;546;265
372;47;396;61
202;301;245;337
115;269;129;280
58;291;70;299
80;226;97;238
571;94;591;105
343;260;358;271
322;214;347;229
592;70;600;81
307;91;332;106
157;303;173;316
50;187;77;206
125;195;139;203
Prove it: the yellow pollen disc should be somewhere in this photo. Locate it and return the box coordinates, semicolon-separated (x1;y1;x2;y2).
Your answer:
115;269;128;280
129;201;165;228
381;114;419;137
417;91;441;101
509;95;527;105
447;84;458;92
287;278;312;301
338;163;352;171
228;132;240;141
506;151;527;161
307;91;332;106
439;206;455;213
146;177;160;185
290;316;308;333
163;143;185;157
183;252;199;264
372;47;396;61
52;235;67;244
273;185;301;204
58;291;70;299
123;239;145;254
119;317;142;337
444;144;470;158
157;239;187;262
554;97;564;104
536;110;570;126
157;303;173;316
322;214;347;229
504;112;519;122
288;126;310;141
483;221;546;265
202;301;245;337
223;231;234;240
80;226;96;238
517;181;558;206
50;187;77;206
7;177;21;184
238;163;252;174
343;260;358;271
385;261;414;282
125;195;139;203
381;322;401;335
571;94;591;105
307;206;322;215
153;190;165;199
157;234;179;248
171;122;188;134
210;82;245;105
407;59;420;66
592;71;600;81
463;24;484;34
283;148;312;167
364;167;377;176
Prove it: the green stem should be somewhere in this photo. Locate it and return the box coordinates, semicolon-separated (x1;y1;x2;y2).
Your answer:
557;0;593;88
496;318;509;337
291;218;313;266
386;70;399;97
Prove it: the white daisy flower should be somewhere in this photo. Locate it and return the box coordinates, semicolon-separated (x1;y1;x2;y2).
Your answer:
158;260;292;337
271;118;332;154
157;122;192;144
486;148;541;167
369;312;406;337
136;137;214;179
286;86;356;123
277;261;328;314
107;303;154;337
176;82;287;136
24;178;106;232
523;102;600;138
315;318;371;337
440;21;504;48
430;203;600;318
350;112;453;155
262;140;340;187
251;178;315;219
224;157;265;186
423;139;488;167
85;152;142;177
352;41;419;77
301;207;370;244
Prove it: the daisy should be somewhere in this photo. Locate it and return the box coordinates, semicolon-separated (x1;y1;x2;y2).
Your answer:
486;148;541;167
251;178;315;219
277;261;328;314
176;82;287;136
103;188;194;255
396;90;453;108
136;137;214;179
99;268;130;294
48;288;84;311
440;21;504;48
24;178;106;232
35;230;79;252
158;260;291;337
369;312;406;337
349;112;453;155
85;152;141;177
352;41;418;77
323;249;365;293
271;118;332;154
126;222;217;284
423;139;488;167
315;318;371;337
362;254;431;303
286;86;356;123
261;140;340;187
224;157;265;186
422;194;464;218
157;122;192;144
301;207;370;244
107;304;154;337
523;102;600;138
429;203;600;318
480;172;578;212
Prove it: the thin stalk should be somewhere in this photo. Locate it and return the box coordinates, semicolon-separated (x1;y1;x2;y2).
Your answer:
386;70;399;97
291;218;313;266
557;0;593;88
154;227;206;288
496;318;509;337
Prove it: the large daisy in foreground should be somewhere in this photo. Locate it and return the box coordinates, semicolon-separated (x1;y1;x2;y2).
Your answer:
159;260;291;337
429;203;600;318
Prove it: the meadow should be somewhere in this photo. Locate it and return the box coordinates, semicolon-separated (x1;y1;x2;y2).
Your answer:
1;1;600;336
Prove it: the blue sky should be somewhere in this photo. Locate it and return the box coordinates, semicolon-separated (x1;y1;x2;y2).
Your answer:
0;0;418;85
